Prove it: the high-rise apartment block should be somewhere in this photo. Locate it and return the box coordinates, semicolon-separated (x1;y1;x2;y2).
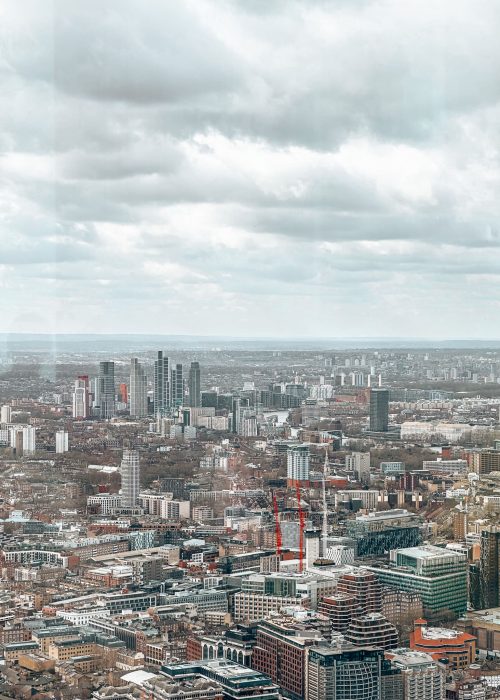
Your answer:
55;430;69;454
171;363;184;407
154;351;170;415
129;358;148;418
471;449;500;475
72;376;90;419
121;449;140;509
287;445;310;486
98;362;115;419
22;426;36;455
0;405;11;424
369;388;389;432
188;361;201;407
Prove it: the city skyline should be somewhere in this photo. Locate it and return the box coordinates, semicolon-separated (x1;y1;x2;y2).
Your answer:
3;1;500;338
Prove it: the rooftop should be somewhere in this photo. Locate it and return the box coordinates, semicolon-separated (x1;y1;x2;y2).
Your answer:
396;545;465;560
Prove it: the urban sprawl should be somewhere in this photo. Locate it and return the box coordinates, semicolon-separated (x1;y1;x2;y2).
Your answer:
1;344;500;699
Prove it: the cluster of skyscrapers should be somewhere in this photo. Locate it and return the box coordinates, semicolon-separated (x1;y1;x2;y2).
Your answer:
71;353;202;420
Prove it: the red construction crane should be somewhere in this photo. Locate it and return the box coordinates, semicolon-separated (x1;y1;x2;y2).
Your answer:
296;482;306;573
272;492;282;557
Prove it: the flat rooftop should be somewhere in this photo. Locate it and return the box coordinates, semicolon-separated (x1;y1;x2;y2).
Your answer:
396;545;465;559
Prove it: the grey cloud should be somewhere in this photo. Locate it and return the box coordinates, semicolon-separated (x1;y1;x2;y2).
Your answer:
2;0;500;336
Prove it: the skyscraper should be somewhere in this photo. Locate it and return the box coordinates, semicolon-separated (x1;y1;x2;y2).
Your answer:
188;361;201;407
121;449;140;508
369;388;389;432
98;362;115;419
129;358;148;418
72;376;90;419
171;363;184;406
154;351;170;416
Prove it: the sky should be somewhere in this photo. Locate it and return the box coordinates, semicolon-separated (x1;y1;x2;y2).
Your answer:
1;0;500;339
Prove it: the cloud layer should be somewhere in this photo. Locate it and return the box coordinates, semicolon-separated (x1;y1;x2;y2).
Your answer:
2;0;500;337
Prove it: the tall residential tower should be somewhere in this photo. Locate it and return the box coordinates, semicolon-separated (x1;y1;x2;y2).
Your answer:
121;449;140;509
369;388;389;432
188;361;201;407
98;362;115;419
154;351;170;416
129;358;148;418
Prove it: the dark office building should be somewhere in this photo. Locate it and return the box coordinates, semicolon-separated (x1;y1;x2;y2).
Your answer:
154;351;170;415
369;388;389;432
188;362;201;407
202;391;218;408
480;526;500;609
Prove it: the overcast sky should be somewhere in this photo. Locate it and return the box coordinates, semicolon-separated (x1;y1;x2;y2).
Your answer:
2;0;500;339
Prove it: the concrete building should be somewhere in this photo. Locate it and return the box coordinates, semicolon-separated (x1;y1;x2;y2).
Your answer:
345;452;370;483
1;405;11;423
471;449;500;476
87;493;122;515
422;459;468;474
22;426;36;454
336;490;379;510
55;430;69;454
